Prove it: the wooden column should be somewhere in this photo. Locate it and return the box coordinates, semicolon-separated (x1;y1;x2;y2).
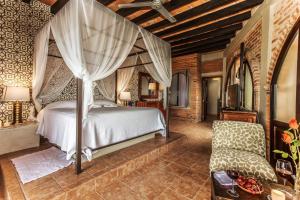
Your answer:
75;78;83;174
239;42;245;110
115;71;118;104
296;26;300;121
166;87;170;138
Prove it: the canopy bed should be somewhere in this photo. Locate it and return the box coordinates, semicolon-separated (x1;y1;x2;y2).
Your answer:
32;0;172;174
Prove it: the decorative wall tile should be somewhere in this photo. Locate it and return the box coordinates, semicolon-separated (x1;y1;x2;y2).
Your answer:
0;0;52;122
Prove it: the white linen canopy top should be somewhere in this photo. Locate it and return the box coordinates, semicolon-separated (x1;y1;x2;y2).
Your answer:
37;101;166;160
32;0;172;121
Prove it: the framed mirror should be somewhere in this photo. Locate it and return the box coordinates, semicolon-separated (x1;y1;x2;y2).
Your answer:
138;72;159;100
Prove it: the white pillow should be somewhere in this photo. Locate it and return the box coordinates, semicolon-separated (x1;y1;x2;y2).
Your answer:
44;101;76;110
93;100;117;107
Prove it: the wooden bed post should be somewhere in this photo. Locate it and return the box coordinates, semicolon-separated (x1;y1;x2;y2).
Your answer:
115;70;118;104
166;87;170;138
76;78;83;174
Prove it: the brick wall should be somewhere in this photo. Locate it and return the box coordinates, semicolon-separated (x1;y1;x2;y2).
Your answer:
202;59;223;74
265;0;300;157
226;21;262;111
170;54;202;122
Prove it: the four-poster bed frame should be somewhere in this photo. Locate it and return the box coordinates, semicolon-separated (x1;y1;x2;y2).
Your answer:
72;39;170;174
33;0;172;175
74;78;170;174
47;43;170;175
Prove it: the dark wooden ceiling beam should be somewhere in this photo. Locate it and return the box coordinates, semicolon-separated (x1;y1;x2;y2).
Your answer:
165;11;251;42
156;0;263;37
131;0;194;24
172;40;230;57
172;44;227;57
172;39;230;53
171;23;242;46
145;0;236;32
51;0;114;14
172;33;235;52
116;0;150;17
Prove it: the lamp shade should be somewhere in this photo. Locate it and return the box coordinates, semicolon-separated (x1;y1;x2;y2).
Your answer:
119;92;131;101
148;83;156;91
4;87;30;101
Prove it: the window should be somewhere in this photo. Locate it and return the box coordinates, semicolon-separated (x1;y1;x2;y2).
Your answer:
270;20;300;166
274;32;299;122
170;70;189;107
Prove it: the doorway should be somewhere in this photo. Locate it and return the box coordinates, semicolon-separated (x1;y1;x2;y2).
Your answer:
202;77;222;121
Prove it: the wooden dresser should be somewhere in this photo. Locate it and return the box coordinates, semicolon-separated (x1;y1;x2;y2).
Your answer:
136;101;166;118
220;110;258;123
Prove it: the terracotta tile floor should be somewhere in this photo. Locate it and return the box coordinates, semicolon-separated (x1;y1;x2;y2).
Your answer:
1;119;213;200
0;170;4;200
95;119;213;200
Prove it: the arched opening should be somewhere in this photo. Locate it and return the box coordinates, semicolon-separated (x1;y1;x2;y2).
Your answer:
224;55;254;111
270;18;300;166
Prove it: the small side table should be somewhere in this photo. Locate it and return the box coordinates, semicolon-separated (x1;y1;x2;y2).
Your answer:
211;172;294;200
0;121;39;155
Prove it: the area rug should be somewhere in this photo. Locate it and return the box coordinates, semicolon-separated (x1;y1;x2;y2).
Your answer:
11;147;73;184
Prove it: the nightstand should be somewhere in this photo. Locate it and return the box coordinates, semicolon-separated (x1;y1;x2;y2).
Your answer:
0;121;40;155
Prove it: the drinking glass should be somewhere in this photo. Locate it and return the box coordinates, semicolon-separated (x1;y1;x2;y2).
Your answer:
276;159;293;186
226;170;239;198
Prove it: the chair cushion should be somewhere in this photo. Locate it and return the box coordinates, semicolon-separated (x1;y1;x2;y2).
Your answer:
212;121;266;157
210;148;277;182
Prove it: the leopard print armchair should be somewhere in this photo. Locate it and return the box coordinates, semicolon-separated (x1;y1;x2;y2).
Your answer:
209;120;277;182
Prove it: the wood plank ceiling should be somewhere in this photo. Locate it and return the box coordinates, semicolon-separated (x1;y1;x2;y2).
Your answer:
34;0;264;57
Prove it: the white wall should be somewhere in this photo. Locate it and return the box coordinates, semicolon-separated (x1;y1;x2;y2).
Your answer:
207;78;221;115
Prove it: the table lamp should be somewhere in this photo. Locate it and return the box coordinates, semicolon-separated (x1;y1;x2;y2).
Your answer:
119;91;131;106
4;86;30;124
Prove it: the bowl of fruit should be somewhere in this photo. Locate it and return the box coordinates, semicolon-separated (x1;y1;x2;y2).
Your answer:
236;176;264;195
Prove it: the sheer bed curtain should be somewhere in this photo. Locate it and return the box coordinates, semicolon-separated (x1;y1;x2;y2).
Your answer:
38;57;73;104
139;28;172;107
50;0;139;118
95;73;116;101
32;23;51;111
116;55;138;102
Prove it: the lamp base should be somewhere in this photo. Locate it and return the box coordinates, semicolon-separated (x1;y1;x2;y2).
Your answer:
13;101;23;124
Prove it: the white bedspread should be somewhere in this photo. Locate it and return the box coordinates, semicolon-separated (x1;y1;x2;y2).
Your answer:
37;102;165;160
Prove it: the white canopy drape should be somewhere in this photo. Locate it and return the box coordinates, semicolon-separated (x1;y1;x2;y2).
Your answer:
116;55;138;102
95;73;116;101
117;68;135;101
50;0;139;118
38;56;73;104
32;23;51;111
33;0;171;120
139;28;172;87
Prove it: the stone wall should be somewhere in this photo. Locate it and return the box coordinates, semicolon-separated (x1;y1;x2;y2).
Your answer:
170;53;202;122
